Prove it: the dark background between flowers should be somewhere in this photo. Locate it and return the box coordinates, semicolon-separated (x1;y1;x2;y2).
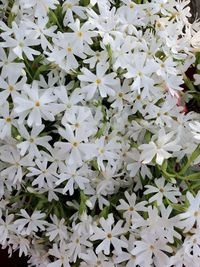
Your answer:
190;0;200;21
0;0;200;266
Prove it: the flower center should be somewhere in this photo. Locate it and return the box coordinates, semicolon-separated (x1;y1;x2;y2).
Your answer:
156;21;162;28
77;31;83;38
96;52;100;58
72;141;79;147
75;122;80;128
8;85;14;92
194;211;199;217
107;233;112;239
99;148;105;154
129;3;135;8
35;101;40;107
5;117;12;123
67;47;72;53
19;42;24;48
64;3;72;9
118;92;124;98
149;245;155;251
96;79;102;85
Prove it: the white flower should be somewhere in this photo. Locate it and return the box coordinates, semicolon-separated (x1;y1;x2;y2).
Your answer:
0;47;25;81
17;124;52;159
194;64;200;85
183;228;200;259
14;209;46;235
108;79;132;111
0;147;33;184
78;62;117;100
114;235;137;267
54;83;83;117
144;177;181;205
61;106;97;137
48;33;86;71
90;213;127;255
66;19;97;53
132;205;181;243
0;0;200;264
83;47;108;68
27;157;58;188
14;81;58;126
189;121;200;140
116;191;147;222
179;191;200;232
0;101;18;139
127;148;152;178
19;0;59;17
56;164;89;195
62;0;86;24
139;128;181;165
0;211;15;245
0;75;26;104
1;22;40;60
169;246;199;267
46;214;68;242
94;136;121;171
25;16;57;50
8;234;30;257
66;232;92;262
80;250;114;267
47;243;71;267
74;212;94;235
131;233;172;267
124;52;157;95
55;124;96;166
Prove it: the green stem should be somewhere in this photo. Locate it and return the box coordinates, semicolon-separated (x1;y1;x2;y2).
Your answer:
49;10;63;32
23;54;33;80
178;145;200;176
183;74;196;91
177;172;200;181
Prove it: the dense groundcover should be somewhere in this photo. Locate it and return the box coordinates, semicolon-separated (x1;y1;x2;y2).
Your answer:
0;0;200;266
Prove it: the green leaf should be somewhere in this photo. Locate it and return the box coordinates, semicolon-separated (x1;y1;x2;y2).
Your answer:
99;205;110;219
80;0;90;6
49;10;63;31
161;160;168;172
7;12;16;27
179;145;200;176
11;125;21;139
106;44;113;69
183;74;196;91
179;172;200;181
95;124;106;138
79;191;88;214
167;200;187;212
90;160;99;171
144;130;152;143
33;64;51;80
32;54;44;66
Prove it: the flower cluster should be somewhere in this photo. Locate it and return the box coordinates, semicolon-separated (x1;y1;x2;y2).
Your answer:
0;0;200;266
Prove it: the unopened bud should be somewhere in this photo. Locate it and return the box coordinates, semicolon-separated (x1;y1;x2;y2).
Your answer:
86;199;93;209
